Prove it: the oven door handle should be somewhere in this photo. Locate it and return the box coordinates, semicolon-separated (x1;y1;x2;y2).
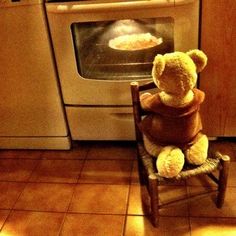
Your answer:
46;0;177;14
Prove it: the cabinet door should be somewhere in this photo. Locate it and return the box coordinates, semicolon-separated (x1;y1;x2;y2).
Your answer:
200;0;236;136
0;4;68;137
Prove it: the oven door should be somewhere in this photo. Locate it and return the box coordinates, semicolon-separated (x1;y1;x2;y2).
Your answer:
46;0;199;106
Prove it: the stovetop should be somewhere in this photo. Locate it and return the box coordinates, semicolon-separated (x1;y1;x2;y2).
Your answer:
45;0;144;2
46;0;87;2
46;0;75;2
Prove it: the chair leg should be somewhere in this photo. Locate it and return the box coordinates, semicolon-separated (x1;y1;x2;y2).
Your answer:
137;160;148;186
148;174;159;227
216;155;230;208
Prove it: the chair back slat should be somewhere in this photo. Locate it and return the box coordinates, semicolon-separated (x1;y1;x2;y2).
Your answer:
138;81;156;91
130;82;143;141
130;81;156;142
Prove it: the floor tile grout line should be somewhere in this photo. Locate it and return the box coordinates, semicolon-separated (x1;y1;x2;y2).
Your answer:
2;208;236;220
75;159;135;162
229;142;236;160
186;185;193;236
1;179;236;188
122;159;138;236
0;158;42;160
0;180;140;186
2;159;40;213
57;148;90;236
0;157;89;160
10;181;32;212
0;182;235;190
0;208;149;217
188;217;193;236
0;208;13;233
26;158;43;183
1;156;235;161
74;144;92;185
57;212;68;236
188;215;236;220
0;180;29;234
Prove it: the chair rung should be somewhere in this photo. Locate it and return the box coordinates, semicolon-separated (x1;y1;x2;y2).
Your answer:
159;189;218;209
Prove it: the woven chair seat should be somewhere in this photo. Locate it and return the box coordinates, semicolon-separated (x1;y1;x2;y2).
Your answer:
138;142;220;182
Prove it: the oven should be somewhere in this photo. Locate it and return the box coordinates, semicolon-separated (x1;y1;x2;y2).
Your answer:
46;0;200;140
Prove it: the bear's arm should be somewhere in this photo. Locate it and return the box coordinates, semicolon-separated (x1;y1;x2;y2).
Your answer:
140;93;161;111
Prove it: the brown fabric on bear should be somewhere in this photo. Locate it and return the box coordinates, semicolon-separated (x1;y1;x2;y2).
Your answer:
139;88;205;147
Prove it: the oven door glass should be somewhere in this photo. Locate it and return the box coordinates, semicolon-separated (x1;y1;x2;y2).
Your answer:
71;18;174;80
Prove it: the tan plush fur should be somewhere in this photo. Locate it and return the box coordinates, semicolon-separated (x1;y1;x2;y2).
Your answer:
140;49;208;178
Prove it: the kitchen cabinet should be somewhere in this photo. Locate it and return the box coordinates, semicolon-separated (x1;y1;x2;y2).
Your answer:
199;0;236;137
0;1;70;149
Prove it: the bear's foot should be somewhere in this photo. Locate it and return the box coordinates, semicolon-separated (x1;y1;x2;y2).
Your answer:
185;134;208;165
157;146;185;178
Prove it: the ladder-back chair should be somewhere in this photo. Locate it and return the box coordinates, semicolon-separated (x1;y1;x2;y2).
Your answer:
130;80;230;227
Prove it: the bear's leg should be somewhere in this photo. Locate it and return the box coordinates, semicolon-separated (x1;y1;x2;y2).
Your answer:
143;136;185;178
143;135;163;157
157;146;185;178
185;133;209;165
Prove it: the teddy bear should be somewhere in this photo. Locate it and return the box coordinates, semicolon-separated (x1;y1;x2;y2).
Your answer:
139;49;208;178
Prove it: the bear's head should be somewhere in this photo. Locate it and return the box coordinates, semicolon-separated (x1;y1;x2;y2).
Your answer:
152;49;207;97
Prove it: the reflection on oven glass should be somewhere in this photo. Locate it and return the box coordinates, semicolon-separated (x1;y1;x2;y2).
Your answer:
71;18;174;80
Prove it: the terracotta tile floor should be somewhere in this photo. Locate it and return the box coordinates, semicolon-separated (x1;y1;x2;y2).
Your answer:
0;139;235;235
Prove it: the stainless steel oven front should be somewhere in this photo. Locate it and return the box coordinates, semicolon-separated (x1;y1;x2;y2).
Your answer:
46;0;200;140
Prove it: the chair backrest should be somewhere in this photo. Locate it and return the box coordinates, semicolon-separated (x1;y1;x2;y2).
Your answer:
130;81;157;142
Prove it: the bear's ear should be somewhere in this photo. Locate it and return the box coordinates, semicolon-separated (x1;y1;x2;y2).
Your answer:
187;49;208;73
152;54;165;81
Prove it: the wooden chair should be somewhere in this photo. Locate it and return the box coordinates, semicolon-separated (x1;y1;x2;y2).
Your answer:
130;81;230;227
